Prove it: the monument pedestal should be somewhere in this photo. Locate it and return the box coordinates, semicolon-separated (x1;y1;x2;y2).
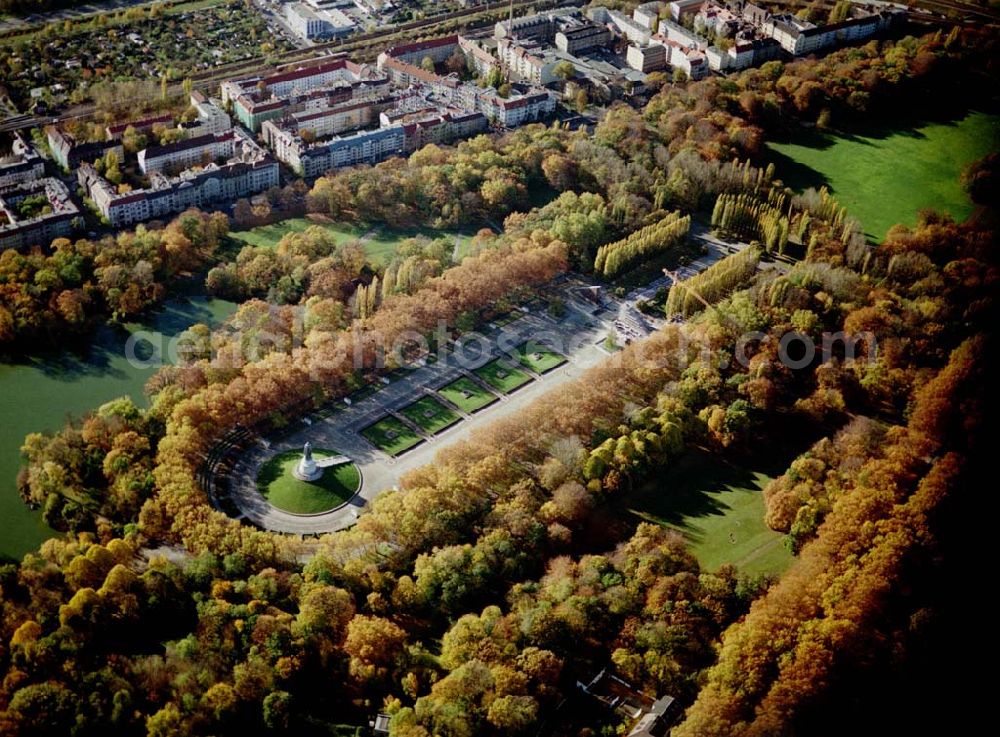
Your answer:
292;442;323;481
293;457;322;481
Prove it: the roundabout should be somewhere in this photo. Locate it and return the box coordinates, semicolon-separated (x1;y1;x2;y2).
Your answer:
255;444;361;516
220;441;369;535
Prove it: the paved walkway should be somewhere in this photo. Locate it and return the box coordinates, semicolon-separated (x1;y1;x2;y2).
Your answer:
615;222;750;342
315;455;351;468
226;288;610;534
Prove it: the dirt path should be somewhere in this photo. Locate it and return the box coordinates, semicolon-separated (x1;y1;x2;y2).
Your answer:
733;535;787;570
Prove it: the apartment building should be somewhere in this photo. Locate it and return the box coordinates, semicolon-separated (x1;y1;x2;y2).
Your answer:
555;20;613;54
0;133;45;189
222;58;367;103
263;97;387;151
651;34;709;79
633;1;665;30
81;131;278;227
138;131;236;176
264;88;490;174
459;36;501;77
296;125;405;177
657;18;708;50
626;43;667;73
233;43;554;177
494;6;582;41
187;93;233;136
764;8;903;55
379;56;463;94
46;128;124;171
706;36;781;71
695;4;742;37
223;58;389;132
479;90;556;128
668;0;704;22
381;35;460;66
588;6;652;45
497;39;560;86
0;177;81;251
398;110;488;154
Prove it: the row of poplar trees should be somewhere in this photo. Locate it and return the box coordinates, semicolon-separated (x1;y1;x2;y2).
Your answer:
711;190;791;254
594;211;691;278
665;246;761;318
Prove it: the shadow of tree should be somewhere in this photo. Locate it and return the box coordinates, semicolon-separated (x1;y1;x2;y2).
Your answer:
622;451;764;537
767;147;832;195
5;295;233;383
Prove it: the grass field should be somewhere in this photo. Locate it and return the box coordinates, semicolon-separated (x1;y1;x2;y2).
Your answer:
437;377;497;413
230;217;477;266
622;451;794;578
474;359;533;394
767;111;999;240
361;416;423;456
400;396;461;435
513;342;567;374
256;450;360;515
230;217;366;249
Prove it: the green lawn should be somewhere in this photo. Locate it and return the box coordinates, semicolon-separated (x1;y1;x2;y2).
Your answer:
437;377;497;413
400;396;461;435
230;217;366;249
361;416;423;456
622;451;794;578
230;217;477;266
766;111;999;241
474;359;533;394
514;342;567;374
367;227;476;266
256;450;360;515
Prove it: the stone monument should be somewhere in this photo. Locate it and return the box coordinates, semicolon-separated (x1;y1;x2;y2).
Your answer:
293;441;322;482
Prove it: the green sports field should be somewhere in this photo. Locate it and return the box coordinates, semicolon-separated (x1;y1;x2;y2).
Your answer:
437;377;497;413
622;451;794;578
400;396;461;435
256;450;360;515
514;342;567;374
473;359;533;394
766;111;999;241
360;416;423;456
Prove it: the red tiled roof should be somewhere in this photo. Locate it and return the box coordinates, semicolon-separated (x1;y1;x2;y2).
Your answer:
142;131;234;160
106;113;174;137
293;99;377;124
385;35;459;58
241;96;287;114
260;59;349;88
109;192;148;206
382;57;459;88
496;92;548;110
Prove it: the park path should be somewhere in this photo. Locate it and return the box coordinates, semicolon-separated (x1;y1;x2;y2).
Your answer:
733;535;787;571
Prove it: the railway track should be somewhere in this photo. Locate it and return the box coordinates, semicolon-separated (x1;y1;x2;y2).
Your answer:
12;0;561;127
912;0;1000;22
7;0;991;131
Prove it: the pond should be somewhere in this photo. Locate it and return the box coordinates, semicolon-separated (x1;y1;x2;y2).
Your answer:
0;295;237;561
766;110;1000;241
